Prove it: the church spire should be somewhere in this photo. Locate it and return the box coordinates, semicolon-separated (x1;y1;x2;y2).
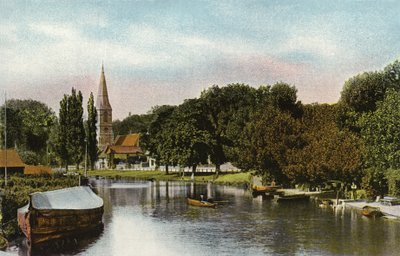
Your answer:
96;64;112;110
96;64;113;151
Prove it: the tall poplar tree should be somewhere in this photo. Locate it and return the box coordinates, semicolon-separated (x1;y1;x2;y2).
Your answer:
56;88;85;170
58;95;70;170
68;88;85;169
87;92;98;170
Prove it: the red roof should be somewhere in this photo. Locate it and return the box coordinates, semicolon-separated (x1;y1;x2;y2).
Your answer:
114;134;140;147
0;149;25;168
105;145;142;155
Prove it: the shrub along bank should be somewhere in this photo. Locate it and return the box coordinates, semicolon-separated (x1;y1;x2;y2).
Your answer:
85;170;252;185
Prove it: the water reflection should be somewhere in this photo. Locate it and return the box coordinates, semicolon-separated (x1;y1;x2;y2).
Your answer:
7;179;400;256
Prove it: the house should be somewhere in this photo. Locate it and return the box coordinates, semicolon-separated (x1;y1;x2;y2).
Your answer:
101;133;145;169
0;149;25;174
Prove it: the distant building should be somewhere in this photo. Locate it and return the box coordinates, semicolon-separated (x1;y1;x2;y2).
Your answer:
0;149;25;174
101;133;148;169
96;65;113;151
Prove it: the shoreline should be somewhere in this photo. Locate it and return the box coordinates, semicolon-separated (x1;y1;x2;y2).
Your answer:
82;170;252;186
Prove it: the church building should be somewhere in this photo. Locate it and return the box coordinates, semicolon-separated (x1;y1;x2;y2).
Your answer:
95;65;147;170
96;65;113;151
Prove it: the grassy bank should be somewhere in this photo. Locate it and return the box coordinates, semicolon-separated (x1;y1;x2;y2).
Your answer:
85;170;252;185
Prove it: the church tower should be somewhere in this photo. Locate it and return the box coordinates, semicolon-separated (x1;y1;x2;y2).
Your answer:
96;65;113;151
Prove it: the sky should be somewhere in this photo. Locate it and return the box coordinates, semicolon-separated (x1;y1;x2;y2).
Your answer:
1;0;400;120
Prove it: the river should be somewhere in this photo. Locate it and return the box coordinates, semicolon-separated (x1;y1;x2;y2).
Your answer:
7;179;400;256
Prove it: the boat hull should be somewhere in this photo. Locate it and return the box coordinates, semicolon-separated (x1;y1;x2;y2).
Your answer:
251;185;281;193
18;206;103;245
187;198;217;208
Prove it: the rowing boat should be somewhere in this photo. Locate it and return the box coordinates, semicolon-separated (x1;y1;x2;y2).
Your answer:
17;186;104;245
251;184;281;193
187;198;217;208
361;205;383;218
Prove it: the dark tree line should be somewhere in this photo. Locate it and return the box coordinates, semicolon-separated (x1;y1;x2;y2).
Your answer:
0;89;98;170
3;58;400;198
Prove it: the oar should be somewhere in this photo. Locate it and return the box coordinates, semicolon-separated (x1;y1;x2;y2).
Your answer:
212;200;230;203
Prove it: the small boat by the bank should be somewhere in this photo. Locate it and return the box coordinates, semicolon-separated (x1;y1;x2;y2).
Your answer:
362;205;383;218
18;186;104;245
187;198;217;208
251;184;281;193
276;193;310;202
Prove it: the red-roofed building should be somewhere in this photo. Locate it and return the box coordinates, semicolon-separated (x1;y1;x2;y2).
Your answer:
0;149;25;174
100;133;150;169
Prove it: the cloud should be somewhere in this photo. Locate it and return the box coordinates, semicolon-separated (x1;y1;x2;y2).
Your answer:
282;35;339;58
0;24;18;43
30;23;80;40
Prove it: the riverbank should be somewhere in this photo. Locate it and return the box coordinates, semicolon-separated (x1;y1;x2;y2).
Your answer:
344;200;400;218
84;170;252;186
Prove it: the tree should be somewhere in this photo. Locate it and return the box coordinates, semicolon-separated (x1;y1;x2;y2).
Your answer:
56;88;85;170
142;105;176;174
270;82;301;115
0;99;56;164
360;89;400;170
285;104;363;185
383;59;400;87
340;71;387;113
112;113;153;136
87;93;98;170
57;95;70;169
0;106;23;149
200;84;260;177
236;104;300;184
68;89;85;169
169;99;210;175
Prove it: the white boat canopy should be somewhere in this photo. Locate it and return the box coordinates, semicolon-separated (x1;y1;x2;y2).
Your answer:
30;186;103;210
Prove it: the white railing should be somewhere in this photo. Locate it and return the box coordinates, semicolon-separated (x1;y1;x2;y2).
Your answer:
108;163;241;173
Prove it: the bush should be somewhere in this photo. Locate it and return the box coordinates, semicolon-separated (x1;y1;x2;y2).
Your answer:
17;150;40;165
361;168;388;199
385;169;400;197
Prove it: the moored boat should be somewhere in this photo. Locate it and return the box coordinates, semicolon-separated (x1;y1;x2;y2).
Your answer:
361;205;383;218
187;198;217;208
18;186;104;245
251;184;281;193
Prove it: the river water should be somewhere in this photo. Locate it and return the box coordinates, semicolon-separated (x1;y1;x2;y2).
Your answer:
7;179;400;256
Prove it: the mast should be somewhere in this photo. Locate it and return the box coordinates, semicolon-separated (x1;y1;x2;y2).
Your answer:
4;91;7;187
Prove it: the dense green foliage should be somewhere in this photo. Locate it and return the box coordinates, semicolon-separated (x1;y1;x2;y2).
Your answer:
86;93;98;170
112;113;153;136
360;89;400;170
56;88;86;170
0;99;56;164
